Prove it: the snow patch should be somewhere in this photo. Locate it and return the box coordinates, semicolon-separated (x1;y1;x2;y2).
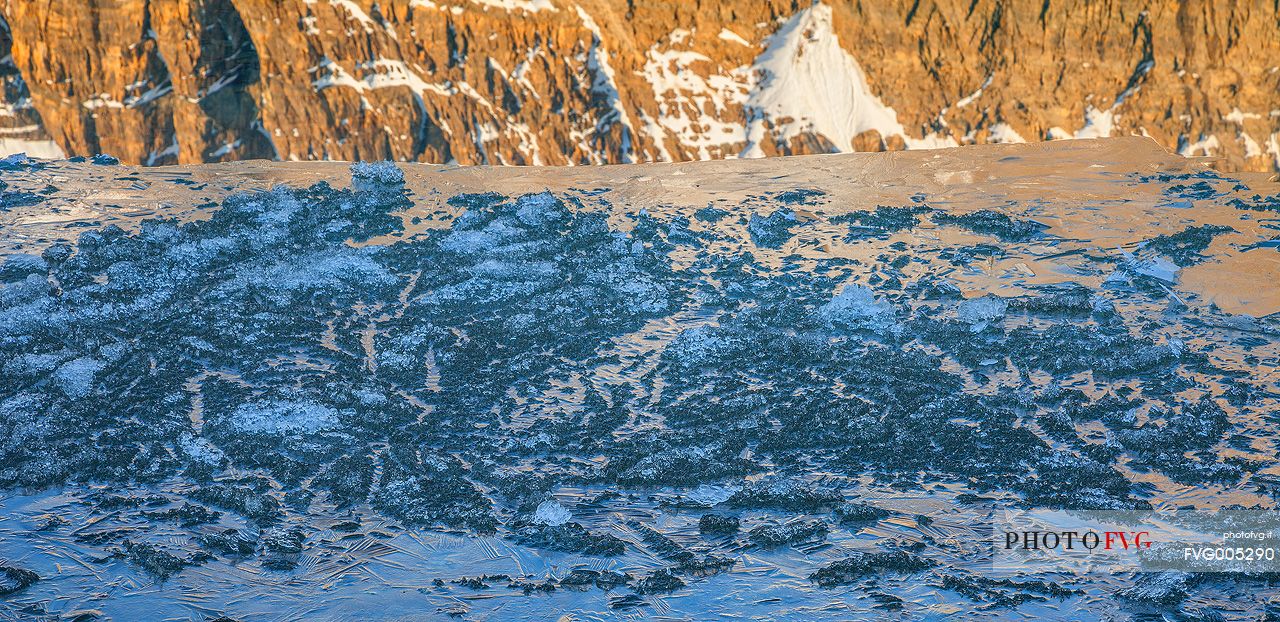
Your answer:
954;75;993;108
210;140;242;158
1178;134;1221;157
326;0;397;37
1266;133;1280;170
740;3;953;157
718;28;751;47
147;139;180;166
1223;108;1262;125
742;4;902;155
1065;60;1153;140
1046;127;1072;141
642;34;751;160
987;122;1026;144
82;95;125;110
1239;132;1263;159
1073;106;1115;139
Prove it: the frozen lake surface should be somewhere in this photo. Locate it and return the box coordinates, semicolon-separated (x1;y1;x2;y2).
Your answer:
1;138;1279;620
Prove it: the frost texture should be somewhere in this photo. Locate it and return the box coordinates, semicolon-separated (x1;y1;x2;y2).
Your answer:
0;167;1265;612
228;400;339;435
0;175;1252;513
54;358;105;399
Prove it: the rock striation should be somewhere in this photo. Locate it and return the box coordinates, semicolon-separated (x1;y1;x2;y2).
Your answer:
0;0;1277;170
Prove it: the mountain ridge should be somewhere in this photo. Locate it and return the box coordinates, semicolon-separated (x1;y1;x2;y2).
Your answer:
0;0;1276;171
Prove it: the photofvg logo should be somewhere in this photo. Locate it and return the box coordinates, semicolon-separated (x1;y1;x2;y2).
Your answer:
1005;529;1151;552
992;509;1280;575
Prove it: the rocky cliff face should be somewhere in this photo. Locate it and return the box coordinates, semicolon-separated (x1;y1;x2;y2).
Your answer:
0;24;62;158
1;0;1277;171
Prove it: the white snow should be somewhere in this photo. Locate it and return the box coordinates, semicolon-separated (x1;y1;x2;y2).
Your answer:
1223;108;1262;124
1239;131;1263;158
124;83;173;108
0;98;36;118
742;4;905;156
1065;60;1153;140
533;499;572;526
1267;132;1280;169
740;3;954;157
987;122;1026;144
1046;127;1072;141
312;58;450;97
954;75;993;108
309;56;501;147
1178;133;1221;157
635;109;673;162
510;47;544;101
504;121;545;165
1073;105;1115;139
210;139;242;158
409;0;462;11
718;28;751;47
82;95;125;110
326;0;386;35
470;121;501;163
147;139;180;166
642;34;751;159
